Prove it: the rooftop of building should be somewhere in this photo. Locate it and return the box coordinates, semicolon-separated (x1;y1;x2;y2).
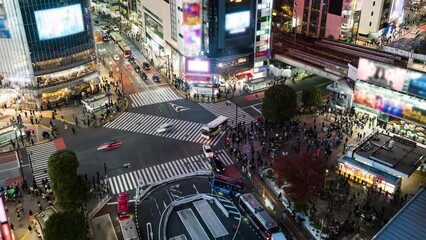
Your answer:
354;132;426;177
372;188;426;240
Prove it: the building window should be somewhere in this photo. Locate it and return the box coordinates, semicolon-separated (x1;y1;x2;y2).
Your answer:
170;0;177;41
371;11;373;16
369;22;372;27
373;1;375;6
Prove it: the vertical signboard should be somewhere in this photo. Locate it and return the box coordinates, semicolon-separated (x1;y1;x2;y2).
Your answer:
0;0;11;39
183;0;201;56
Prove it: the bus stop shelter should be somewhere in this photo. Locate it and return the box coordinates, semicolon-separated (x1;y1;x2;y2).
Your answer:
81;93;110;113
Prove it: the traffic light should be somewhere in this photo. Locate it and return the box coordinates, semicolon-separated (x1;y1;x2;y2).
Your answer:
123;163;131;169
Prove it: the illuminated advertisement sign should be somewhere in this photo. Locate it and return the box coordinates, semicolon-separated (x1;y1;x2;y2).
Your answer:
353;82;426;125
226;11;250;34
407;71;426;98
357;58;407;91
35;4;85;41
185;57;210;76
183;0;201;55
0;1;11;39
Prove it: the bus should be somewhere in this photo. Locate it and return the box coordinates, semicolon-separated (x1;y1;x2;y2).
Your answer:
117;41;132;58
109;32;122;43
117;193;130;221
211;175;245;197
201;115;228;139
239;193;282;239
120;219;139;240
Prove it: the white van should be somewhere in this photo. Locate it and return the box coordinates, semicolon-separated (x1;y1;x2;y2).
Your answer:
411;29;419;37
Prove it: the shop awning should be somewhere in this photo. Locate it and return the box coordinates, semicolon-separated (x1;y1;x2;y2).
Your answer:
236;72;253;80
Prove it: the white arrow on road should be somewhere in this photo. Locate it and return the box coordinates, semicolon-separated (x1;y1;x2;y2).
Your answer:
169;103;190;112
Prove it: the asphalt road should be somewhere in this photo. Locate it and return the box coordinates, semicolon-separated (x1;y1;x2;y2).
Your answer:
60;18;336;240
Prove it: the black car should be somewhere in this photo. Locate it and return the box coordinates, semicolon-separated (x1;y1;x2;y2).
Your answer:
134;65;141;73
152;75;160;82
143;62;151;70
129;56;136;64
140;71;148;80
210;156;225;174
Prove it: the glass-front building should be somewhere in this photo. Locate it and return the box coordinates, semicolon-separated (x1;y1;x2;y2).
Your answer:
0;0;98;109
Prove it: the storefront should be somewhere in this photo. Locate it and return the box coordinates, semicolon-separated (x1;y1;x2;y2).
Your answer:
39;81;93;110
338;156;401;196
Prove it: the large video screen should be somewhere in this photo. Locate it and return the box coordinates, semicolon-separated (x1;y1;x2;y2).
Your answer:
357;58;407;91
35;4;85;41
225;11;250;34
353;82;426;125
389;0;404;21
407;71;426;98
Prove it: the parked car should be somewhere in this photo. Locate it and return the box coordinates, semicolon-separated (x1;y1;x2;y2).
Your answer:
93;20;100;26
210;156;225;174
134;65;141;73
128;56;136;64
203;145;214;158
112;26;119;32
152;74;160;82
143;62;151;70
113;54;120;61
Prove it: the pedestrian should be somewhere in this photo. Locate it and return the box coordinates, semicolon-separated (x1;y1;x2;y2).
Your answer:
10;223;14;231
31;138;34;145
28;225;32;232
64;123;68;130
29;209;33;216
71;127;76;134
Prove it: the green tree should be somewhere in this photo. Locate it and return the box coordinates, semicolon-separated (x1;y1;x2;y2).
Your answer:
44;211;87;240
48;150;87;211
302;86;324;108
262;84;297;122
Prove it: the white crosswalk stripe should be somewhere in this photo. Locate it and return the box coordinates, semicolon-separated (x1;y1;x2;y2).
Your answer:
129;87;182;107
27;141;57;185
103;112;224;145
199;101;256;127
106;150;234;194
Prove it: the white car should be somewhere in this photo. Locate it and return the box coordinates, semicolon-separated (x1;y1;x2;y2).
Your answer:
156;123;173;133
203;145;214;158
112;26;120;32
113;54;120;61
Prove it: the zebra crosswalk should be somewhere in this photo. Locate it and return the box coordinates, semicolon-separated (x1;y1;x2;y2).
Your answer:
103;112;223;145
27;141;57;185
107;150;234;194
199;101;256;127
129;87;182;107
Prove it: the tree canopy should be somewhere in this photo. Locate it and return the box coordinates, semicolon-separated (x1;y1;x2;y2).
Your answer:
274;153;326;204
48;149;87;211
301;86;324;108
44;211;87;240
262;84;297;122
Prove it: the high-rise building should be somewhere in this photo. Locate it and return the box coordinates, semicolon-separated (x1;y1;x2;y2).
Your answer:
294;0;329;38
137;0;273;95
358;0;404;39
0;0;98;109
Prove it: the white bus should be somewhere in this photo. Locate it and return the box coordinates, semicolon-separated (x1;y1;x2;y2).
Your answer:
239;193;282;239
120;219;139;240
109;32;122;43
201;115;228;139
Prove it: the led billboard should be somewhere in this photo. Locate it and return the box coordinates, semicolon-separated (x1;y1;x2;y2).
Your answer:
185;58;210;75
407;71;426;99
357;58;407;91
225;11;250;34
35;4;85;41
353;82;426;125
183;0;201;55
0;1;11;39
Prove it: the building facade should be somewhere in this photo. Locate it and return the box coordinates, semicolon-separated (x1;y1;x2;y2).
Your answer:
0;0;98;109
137;0;273;96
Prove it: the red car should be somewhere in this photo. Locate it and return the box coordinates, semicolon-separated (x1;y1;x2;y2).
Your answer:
97;141;122;151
